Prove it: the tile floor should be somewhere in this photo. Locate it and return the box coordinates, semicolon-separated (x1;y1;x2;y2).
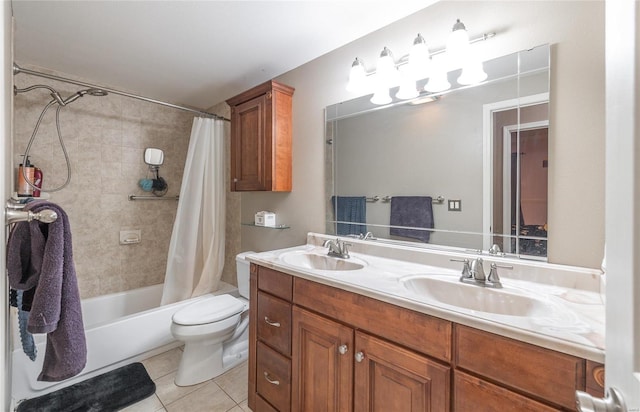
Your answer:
121;347;251;412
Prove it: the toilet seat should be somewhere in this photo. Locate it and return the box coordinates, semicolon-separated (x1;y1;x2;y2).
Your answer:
173;294;244;326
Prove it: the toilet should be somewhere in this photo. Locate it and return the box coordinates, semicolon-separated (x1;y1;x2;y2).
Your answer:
170;251;253;386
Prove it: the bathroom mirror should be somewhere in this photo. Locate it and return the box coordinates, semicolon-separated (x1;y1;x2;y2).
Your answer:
326;45;549;259
144;147;164;166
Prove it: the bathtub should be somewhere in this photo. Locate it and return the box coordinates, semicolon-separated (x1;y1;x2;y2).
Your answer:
11;282;238;402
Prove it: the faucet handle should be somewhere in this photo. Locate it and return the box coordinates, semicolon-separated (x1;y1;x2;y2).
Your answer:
488;263;512;284
342;242;352;256
450;258;472;279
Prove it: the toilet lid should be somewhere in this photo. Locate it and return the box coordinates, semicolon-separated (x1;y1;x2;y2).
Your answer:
172;294;245;326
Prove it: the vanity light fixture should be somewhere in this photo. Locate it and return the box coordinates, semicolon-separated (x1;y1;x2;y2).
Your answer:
346;18;494;105
346;57;367;93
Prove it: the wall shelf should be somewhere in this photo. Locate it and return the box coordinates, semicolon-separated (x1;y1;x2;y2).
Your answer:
242;222;290;230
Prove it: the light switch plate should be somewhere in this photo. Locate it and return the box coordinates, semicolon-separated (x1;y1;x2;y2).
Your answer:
448;200;462;212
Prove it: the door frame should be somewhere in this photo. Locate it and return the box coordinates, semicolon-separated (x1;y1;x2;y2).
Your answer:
482;93;549;251
500;121;549;254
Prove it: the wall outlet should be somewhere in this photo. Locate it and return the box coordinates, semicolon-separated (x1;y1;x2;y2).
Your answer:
119;229;141;245
448;200;462;212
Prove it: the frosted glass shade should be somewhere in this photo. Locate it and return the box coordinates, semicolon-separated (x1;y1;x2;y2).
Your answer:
346;58;367;93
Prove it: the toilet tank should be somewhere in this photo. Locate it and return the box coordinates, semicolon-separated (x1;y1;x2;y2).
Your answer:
236;251;254;299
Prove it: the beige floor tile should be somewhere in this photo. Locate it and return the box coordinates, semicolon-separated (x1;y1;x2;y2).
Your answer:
165;381;236;412
226;407;244;412
154;371;207;406
214;361;248;403
119;394;166;412
237;399;252;412
142;348;183;380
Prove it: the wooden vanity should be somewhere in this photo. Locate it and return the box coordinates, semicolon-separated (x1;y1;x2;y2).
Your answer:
248;264;604;411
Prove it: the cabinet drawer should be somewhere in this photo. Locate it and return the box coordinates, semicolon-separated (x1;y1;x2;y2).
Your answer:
454;371;560;411
255;395;279;412
455;325;585;409
258;266;293;301
258;291;292;356
257;342;291;412
294;277;452;362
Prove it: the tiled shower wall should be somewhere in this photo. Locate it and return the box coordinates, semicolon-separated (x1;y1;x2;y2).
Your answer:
13;65;238;299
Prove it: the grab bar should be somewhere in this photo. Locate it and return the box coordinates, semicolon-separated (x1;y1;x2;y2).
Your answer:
128;195;179;201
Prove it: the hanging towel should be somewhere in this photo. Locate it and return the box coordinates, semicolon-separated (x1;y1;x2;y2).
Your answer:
16;290;37;361
389;196;434;243
7;201;87;382
331;196;367;236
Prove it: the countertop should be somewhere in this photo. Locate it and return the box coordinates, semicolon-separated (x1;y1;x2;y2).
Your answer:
246;234;605;363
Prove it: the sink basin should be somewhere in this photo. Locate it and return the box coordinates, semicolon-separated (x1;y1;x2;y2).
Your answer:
281;251;366;271
401;275;549;317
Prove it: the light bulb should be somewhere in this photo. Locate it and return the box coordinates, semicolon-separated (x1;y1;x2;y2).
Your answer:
376;47;399;88
407;33;431;81
447;19;470;69
396;78;419;100
458;58;487;85
424;59;451;93
370;87;392;105
346;57;367;93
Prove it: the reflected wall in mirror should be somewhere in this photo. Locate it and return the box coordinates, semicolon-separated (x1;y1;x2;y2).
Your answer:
326;45;549;259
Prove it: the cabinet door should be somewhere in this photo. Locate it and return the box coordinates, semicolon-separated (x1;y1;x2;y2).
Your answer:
231;93;268;191
292;307;354;412
354;331;450;412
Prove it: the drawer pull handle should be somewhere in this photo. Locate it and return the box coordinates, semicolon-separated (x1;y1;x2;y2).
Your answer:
264;372;280;385
264;317;281;327
338;344;348;355
355;351;365;363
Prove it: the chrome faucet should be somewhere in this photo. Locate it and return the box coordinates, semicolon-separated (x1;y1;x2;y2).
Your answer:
362;232;375;240
451;257;510;288
322;238;351;259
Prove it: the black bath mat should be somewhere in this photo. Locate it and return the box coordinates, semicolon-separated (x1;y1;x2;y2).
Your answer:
16;362;156;412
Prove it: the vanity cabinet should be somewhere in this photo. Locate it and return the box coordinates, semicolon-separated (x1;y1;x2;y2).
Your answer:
248;263;604;412
226;80;294;192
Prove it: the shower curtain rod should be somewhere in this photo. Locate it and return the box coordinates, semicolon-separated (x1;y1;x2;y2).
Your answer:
13;63;230;122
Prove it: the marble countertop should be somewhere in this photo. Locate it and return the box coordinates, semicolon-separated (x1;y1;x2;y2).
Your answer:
246;234;605;363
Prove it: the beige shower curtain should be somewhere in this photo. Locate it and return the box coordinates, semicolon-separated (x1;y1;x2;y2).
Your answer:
161;117;226;305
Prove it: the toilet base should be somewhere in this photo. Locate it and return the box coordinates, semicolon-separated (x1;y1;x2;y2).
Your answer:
174;324;249;387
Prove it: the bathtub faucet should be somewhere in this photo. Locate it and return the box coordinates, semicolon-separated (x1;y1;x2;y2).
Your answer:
323;238;351;259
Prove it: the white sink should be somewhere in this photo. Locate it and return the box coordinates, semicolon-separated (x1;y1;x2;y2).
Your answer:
281;251;366;271
401;275;550;317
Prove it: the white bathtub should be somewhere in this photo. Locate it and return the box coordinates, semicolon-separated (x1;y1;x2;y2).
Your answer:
11;282;238;402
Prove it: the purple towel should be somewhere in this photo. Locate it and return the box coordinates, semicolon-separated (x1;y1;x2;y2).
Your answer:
7;201;87;382
389;196;434;243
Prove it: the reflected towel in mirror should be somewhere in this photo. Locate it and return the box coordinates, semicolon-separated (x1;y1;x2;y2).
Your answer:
389;196;434;242
331;196;367;236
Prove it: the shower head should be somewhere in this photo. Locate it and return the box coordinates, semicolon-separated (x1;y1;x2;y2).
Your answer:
62;88;109;105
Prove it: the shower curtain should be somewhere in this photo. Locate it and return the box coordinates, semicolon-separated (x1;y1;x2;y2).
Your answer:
161;117;226;305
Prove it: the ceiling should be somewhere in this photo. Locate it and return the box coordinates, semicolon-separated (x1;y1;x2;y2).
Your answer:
12;0;436;110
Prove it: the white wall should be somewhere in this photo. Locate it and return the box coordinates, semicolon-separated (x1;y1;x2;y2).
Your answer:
241;1;605;269
1;1;12;409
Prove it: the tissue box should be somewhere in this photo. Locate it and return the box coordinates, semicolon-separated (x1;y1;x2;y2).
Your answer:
255;211;276;227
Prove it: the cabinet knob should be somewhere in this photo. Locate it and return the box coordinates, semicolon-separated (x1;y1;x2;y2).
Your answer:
355;351;365;363
264;317;281;327
263;372;280;386
338;344;348;355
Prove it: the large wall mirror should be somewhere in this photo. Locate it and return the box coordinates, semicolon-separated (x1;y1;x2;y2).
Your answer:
325;44;550;260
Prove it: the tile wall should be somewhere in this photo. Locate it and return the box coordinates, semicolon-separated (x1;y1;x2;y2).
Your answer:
13;65;238;298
